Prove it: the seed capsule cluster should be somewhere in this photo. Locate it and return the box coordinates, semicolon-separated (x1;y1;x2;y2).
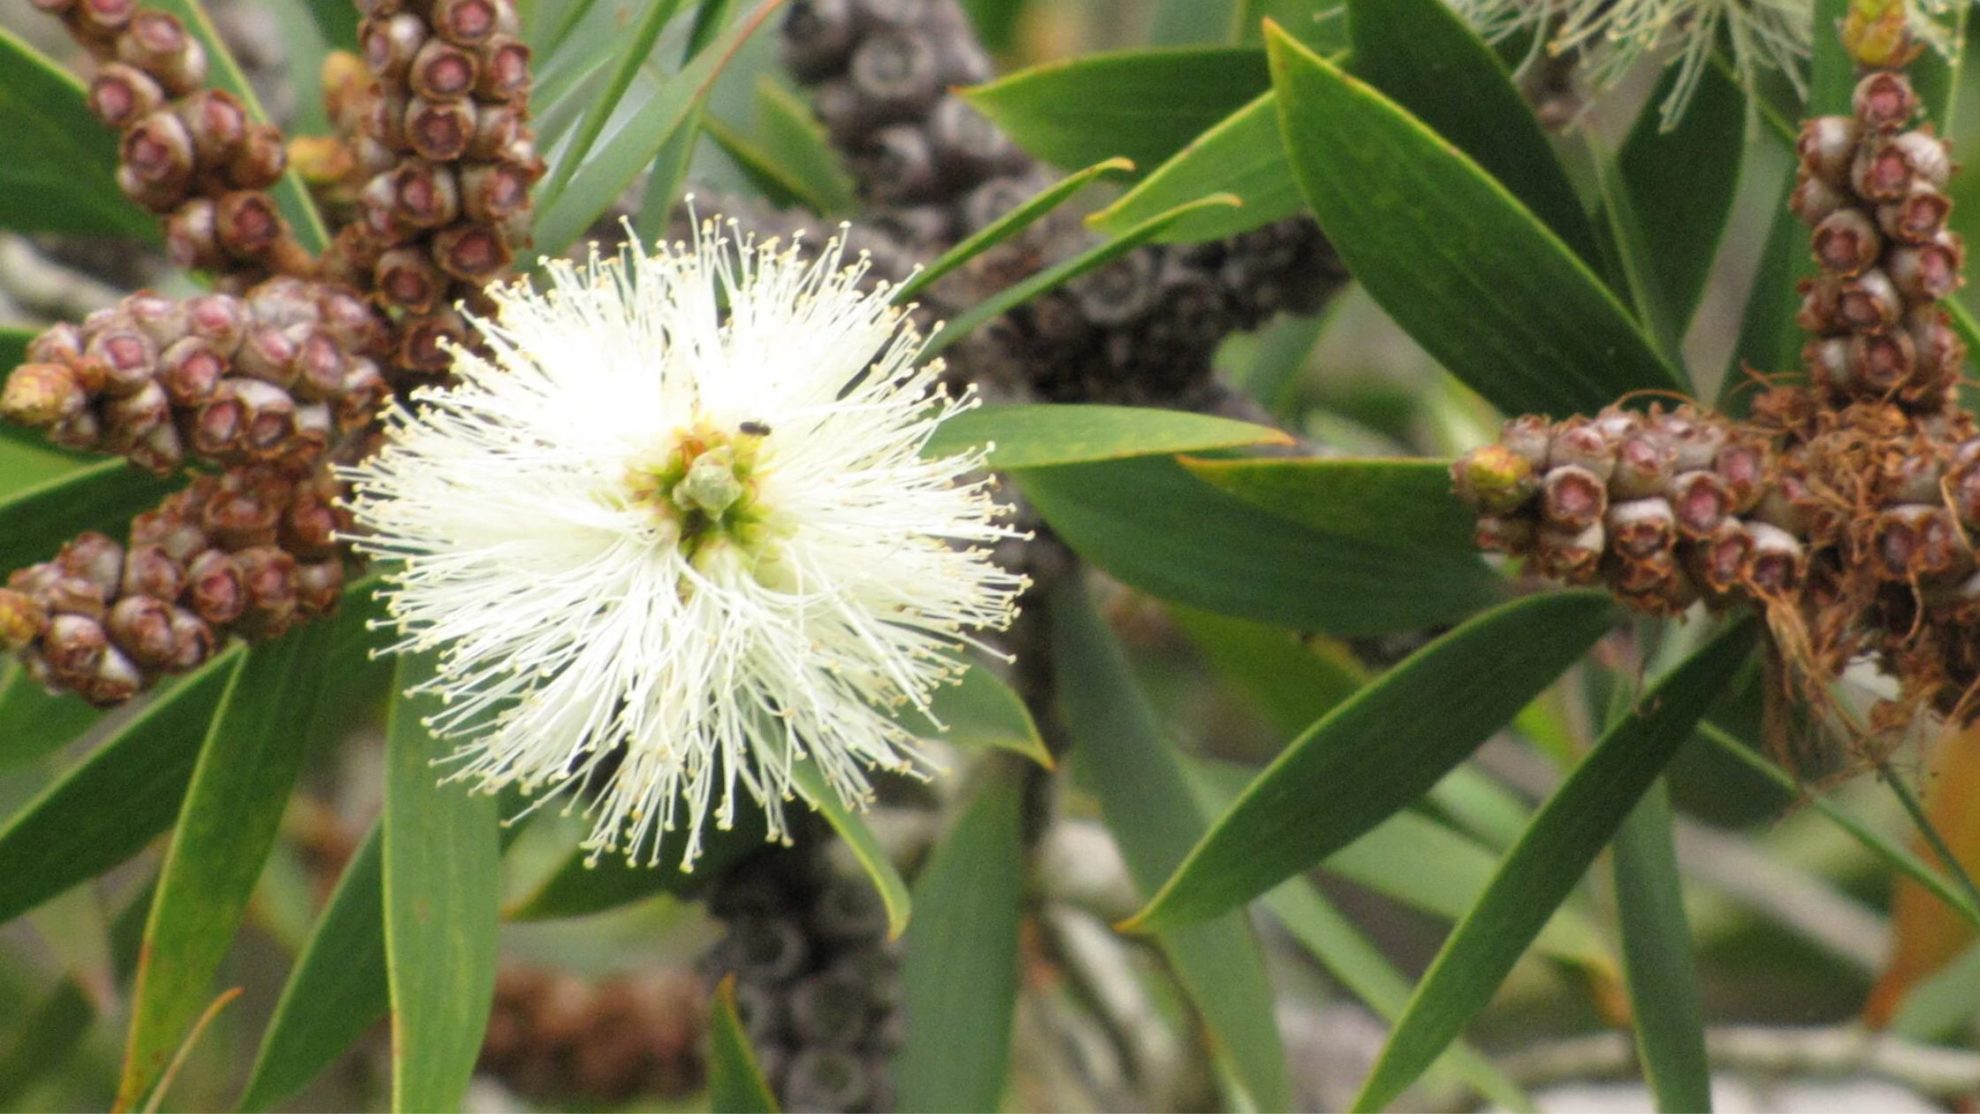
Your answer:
1454;66;1980;725
34;0;311;280
319;0;544;375
1792;72;1964;411
0;465;347;705
703;839;904;1113
481;963;706;1104
0;280;389;475
777;0;1345;409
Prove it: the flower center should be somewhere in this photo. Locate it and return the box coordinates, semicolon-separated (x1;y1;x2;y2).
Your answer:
628;422;771;562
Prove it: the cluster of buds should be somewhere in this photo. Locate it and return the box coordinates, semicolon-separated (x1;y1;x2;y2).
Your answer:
481;963;706;1104
36;0;310;280
1;280;389;475
1792;70;1965;411
318;0;543;375
778;0;1344;409
1454;404;1793;616
703;839;904;1113
0;466;347;704
1453;60;1980;725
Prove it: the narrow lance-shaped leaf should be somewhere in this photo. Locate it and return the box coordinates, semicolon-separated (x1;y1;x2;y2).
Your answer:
0;462;180;578
1353;620;1757;1112
1179;456;1477;551
922;402;1289;468
899;157;1136;302
1267;27;1683;416
0;650;237;927
1612;780;1711;1113
709;977;782;1113
1345;0;1601;265
892;767;1025;1112
1016;455;1502;636
1130;591;1616;931
384;652;502;1114
1052;578;1290;1110
962;47;1270;173
1616;61;1746;334
790;758;912;939
1086;91;1302;244
0;27;154;238
118;620;341;1111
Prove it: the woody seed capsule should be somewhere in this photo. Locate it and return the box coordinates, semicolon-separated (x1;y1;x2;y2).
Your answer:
1450;444;1537;514
1813;208;1881;275
1546;419;1618;480
1851;330;1917;392
1542;465;1607;530
1798;117;1861;185
1606;497;1676;559
1610;434;1676;499
1837;269;1903;331
118;11;207;95
1854;71;1919;133
1536;522;1604;584
1669;471;1731;537
1746;523;1806;592
185;550;245;624
87;63;163;128
1878;183;1953;244
1;364;86;426
476;36;532;100
410;38;478;100
361;12;426;76
1887;235;1964;302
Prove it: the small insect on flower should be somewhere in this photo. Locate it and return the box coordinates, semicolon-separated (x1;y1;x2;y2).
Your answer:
341;217;1030;868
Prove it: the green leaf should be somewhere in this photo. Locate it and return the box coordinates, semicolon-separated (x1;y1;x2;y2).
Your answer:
1180;455;1476;551
1344;0;1600;266
790;758;911;939
533;0;783;256
234;823;385;1113
1352;620;1757;1111
1015;455;1502;636
146;0;328;254
0;461;180;580
0;664;104;769
705;113;822;210
963;47;1270;173
1086;91;1303;244
1235;0;1347;50
1890;939;1980;1039
384;652;502;1114
892;769;1025;1112
1612;780;1710;1113
921;193;1243;355
0;326;27;367
1267;28;1682;416
1616;62;1745;333
890;662;1052;769
709;977;782;1113
538;0;689;205
923;403;1289;468
751;77;857;213
1168;604;1367;736
1129;591;1614;930
0;652;236;926
117;620;341;1111
0;27;153;238
1052;578;1289;1111
898;157;1137;302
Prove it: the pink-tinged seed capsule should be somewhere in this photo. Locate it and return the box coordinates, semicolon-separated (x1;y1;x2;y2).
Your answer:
166;608;214;671
360;12;426;77
158;337;225;405
87;63;163;128
337;360;390;430
121;542;184;601
68;0;134;40
214;191;283;259
1451;444;1538;515
461;162;531;222
295;560;344;615
78;647;142;707
1797;116;1861;185
236;546;297;609
476;35;532;100
1875;504;1962;579
1545;418;1617;481
1663;413;1726;474
433;223;513;282
405;95;474;161
376;247;445;312
128;422;183;475
117;11;206;94
1606;497;1676;560
1887;233;1964;302
466;104;523;160
164;197;222;270
107;596;177;668
57;533;124;600
1877;182;1953;245
185;293;249;355
26;322;83;366
232;380;298;458
1698;521;1755;595
287;327;347;402
185;550;246;625
1796;275;1845;334
227;125;287;190
245;276;319;328
391;161;461;228
1854;71;1919;132
176;90;248;164
1;364;87;427
84;326;156;396
191;387;246;458
233;326;300;388
1610;434;1676;500
433;0;500;45
103;380;170;445
1715;441;1769;512
124;290;184;347
398;308;469;373
1882;452;1944;504
1542;465;1608;531
1804;336;1853;392
1669;471;1731;538
1812;208;1881;275
1536;522;1605;585
49;409;103;452
410;38;478;100
1790;172;1847;226
1837;269;1903;331
1850;330;1917;393
1854;134;1922;200
1745;523;1806;593
1614;551;1678;595
43;614;108;680
316;287;383;353
1498;414;1553;469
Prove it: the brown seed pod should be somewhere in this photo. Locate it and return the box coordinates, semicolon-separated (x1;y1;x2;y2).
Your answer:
1542;465;1608;531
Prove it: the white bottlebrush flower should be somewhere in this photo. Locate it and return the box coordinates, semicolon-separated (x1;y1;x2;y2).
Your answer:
1447;0;1956;129
342;218;1028;868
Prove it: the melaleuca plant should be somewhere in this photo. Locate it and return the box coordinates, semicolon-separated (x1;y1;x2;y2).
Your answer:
4;1;1980;1112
